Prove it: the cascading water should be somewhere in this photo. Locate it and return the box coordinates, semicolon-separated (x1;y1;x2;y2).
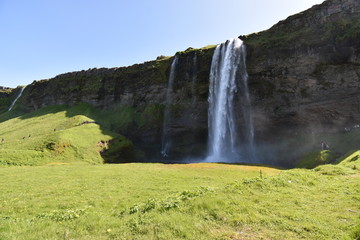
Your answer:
8;86;26;111
161;55;179;157
206;38;256;163
191;53;198;104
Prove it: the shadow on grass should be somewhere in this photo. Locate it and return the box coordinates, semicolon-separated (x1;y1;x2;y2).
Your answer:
1;103;138;164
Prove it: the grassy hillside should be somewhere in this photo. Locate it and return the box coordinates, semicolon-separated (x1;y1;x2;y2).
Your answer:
0;103;135;166
296;128;360;169
0;160;359;239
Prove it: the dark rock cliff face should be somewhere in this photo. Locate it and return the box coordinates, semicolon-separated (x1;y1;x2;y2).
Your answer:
19;47;215;161
245;0;360;165
0;87;15;113
13;0;360;165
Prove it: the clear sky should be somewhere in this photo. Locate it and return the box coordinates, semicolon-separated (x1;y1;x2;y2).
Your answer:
0;0;324;88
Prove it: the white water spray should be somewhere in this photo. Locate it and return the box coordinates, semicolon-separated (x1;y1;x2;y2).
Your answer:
161;56;179;157
191;53;198;104
8;86;26;111
207;38;256;163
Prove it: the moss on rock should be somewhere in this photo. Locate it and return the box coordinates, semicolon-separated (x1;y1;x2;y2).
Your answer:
296;150;340;169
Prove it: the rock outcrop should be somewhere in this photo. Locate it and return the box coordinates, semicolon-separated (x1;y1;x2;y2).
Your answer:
245;0;360;165
0;87;15;113
6;0;360;165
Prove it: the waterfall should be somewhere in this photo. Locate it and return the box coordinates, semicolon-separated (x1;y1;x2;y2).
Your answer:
161;55;179;157
191;53;198;104
8;86;26;111
206;38;256;163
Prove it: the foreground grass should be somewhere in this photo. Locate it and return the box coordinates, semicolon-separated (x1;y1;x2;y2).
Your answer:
0;161;359;239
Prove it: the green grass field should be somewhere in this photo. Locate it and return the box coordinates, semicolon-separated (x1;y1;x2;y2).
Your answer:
0;104;359;239
0;161;359;239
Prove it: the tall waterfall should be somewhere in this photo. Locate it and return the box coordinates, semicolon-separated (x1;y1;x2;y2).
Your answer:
8;86;26;111
161;55;179;157
207;38;256;163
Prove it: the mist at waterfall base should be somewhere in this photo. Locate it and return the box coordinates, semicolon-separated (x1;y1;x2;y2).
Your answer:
159;38;259;164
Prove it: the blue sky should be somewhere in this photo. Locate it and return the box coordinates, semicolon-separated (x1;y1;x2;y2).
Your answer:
0;0;324;88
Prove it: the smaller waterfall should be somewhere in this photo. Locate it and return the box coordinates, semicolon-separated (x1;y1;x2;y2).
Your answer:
191;53;198;104
8;86;26;111
161;55;179;157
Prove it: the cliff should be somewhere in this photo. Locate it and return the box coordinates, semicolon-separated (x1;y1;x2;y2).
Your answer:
4;0;360;165
245;0;360;164
0;87;15;113
15;47;215;161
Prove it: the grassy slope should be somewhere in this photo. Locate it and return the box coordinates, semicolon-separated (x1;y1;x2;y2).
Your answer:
0;160;359;240
0;104;123;165
296;128;360;169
